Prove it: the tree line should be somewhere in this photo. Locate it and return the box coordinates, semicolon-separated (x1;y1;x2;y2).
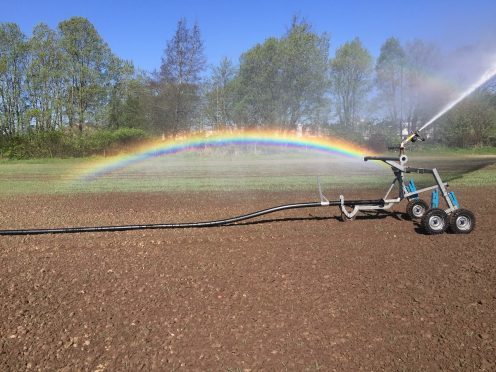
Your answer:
1;16;495;158
0;18;132;134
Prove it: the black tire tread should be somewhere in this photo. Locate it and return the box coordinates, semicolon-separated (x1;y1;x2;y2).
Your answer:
421;208;448;235
449;209;476;234
406;199;429;220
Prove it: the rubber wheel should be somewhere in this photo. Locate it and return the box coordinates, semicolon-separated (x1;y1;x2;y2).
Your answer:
421;208;448;235
406;199;429;220
449;209;475;234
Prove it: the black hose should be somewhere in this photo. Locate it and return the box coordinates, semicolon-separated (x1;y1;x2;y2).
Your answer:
0;199;384;236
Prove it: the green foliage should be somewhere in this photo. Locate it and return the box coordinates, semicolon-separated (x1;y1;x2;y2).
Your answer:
325;120;399;151
1;16;495;158
109;76;148;129
0;128;148;159
234;18;329;128
0;23;29;135
108;127;148;143
1;18;133;137
204;57;237;128
436;91;496;147
235;37;282;125
375;37;405;131
26;23;65;131
365;122;401;151
2;130;63;158
330;38;372;127
58;17;132;130
156;18;206;135
279;18;330;127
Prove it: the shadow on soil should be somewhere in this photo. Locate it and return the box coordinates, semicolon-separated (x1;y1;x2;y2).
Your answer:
231;210;428;232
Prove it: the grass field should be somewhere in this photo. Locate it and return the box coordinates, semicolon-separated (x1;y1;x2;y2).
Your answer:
0;150;495;195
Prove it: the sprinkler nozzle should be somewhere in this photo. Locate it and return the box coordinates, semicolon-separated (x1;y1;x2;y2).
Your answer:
400;130;425;152
410;131;425;143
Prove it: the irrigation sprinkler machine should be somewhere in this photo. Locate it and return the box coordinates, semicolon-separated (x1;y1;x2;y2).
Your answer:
345;131;475;235
0;126;475;236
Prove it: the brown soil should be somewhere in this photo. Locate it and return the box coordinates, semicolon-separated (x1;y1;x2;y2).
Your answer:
0;188;495;371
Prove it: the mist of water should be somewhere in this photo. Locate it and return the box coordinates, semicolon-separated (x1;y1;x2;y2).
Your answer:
418;62;496;133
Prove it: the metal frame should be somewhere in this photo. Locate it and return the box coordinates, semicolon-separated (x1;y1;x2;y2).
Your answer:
339;155;458;220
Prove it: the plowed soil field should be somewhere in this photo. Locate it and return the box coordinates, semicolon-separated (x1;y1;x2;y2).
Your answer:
1;188;495;371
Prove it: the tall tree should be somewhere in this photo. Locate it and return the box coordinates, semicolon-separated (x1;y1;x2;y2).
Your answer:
159;18;206;135
376;37;406;136
109;73;148;129
330;37;372;127
403;39;441;133
26;23;65;131
0;23;28;135
58;17;121;131
234;18;330;129
204;57;237;128
234;37;282;126
279;18;330;128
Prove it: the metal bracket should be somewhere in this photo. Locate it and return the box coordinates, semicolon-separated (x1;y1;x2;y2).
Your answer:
317;176;329;206
339;195;359;218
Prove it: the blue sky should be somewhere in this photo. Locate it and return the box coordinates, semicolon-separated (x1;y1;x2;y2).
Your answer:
2;0;495;72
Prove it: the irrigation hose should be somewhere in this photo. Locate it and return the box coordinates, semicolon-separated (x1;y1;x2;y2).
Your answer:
0;199;384;236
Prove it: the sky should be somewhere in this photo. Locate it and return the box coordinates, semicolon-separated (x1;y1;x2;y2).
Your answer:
1;0;496;72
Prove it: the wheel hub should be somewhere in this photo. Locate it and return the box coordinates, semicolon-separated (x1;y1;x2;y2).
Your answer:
429;216;444;230
413;205;425;217
456;215;471;231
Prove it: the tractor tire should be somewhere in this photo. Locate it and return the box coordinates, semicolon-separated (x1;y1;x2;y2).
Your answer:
406;199;429;220
449;209;475;234
421;208;448;235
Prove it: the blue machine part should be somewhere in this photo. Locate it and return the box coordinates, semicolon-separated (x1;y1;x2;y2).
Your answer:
408;179;419;199
431;189;439;208
448;191;460;208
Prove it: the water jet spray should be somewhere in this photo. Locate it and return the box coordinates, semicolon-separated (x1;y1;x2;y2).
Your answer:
401;62;496;150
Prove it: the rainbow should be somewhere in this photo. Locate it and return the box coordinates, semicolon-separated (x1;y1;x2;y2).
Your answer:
77;130;375;181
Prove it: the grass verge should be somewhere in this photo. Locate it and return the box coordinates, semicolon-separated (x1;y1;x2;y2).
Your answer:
0;152;495;196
